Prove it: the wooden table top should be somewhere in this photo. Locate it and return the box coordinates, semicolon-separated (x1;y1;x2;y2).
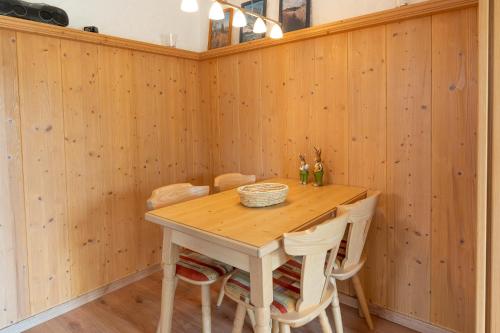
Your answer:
146;178;367;248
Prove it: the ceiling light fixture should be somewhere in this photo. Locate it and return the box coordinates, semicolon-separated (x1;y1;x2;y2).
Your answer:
180;0;199;13
208;1;225;20
270;23;283;39
181;0;283;40
233;9;247;28
252;17;267;34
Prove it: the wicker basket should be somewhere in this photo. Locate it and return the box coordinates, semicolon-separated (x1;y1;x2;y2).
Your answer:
237;183;289;208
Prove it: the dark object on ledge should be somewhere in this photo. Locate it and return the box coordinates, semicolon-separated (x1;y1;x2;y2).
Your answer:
84;26;98;33
0;0;69;26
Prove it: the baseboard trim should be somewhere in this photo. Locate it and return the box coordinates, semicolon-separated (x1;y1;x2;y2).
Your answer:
339;294;455;333
0;264;162;333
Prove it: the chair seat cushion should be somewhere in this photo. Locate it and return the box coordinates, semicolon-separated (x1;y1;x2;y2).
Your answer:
225;266;302;315
176;251;233;282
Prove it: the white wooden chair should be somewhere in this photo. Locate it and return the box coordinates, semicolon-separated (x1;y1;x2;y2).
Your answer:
224;213;349;333
329;191;380;330
147;183;234;333
213;172;257;193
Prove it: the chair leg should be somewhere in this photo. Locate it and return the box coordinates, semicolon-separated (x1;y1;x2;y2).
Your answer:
217;274;231;307
330;278;344;333
247;308;257;329
272;319;279;333
319;310;333;333
232;303;247;333
201;284;212;333
279;323;291;333
352;274;374;330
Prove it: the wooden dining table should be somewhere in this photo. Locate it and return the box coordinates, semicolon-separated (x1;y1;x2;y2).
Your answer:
145;178;367;333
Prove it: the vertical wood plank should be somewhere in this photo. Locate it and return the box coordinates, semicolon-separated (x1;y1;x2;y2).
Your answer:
61;40;111;296
216;56;240;174
386;17;432;321
17;32;71;313
0;29;29;328
238;50;263;177
200;59;218;184
312;33;349;186
98;46;139;281
431;8;478;332
261;45;287;179
284;40;315;179
348;25;388;307
184;60;210;185
171;58;188;183
132;51;170;270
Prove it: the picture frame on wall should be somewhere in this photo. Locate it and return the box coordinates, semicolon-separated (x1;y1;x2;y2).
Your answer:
279;0;311;33
239;0;267;43
208;8;233;49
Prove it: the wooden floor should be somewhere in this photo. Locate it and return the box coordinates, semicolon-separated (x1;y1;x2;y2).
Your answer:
27;272;416;333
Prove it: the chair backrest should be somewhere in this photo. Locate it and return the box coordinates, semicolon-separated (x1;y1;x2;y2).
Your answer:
213;173;256;193
283;213;348;312
337;191;380;269
146;183;210;210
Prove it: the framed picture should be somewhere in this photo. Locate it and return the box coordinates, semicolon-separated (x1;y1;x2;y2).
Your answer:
208;8;233;50
279;0;311;33
239;0;267;43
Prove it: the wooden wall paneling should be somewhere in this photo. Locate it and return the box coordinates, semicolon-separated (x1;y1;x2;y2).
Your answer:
489;1;500;331
311;34;349;186
170;58;188;183
0;29;29;328
260;45;288;179
237;50;263;178
184;59;210;185
347;26;388;307
283;40;315;179
16;32;71;313
201;59;221;182
386;17;432;321
131;51;166;272
97;46;139;281
215;56;240;174
431;8;478;332
60;40;111;296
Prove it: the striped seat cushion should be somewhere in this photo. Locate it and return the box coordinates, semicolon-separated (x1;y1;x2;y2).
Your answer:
176;251;233;282
225;265;302;315
336;239;348;263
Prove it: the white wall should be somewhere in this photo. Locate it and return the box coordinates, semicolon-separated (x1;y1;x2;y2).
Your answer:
45;0;205;51
44;0;426;52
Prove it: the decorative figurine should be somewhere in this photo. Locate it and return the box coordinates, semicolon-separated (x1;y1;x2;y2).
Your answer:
299;154;309;185
313;147;324;186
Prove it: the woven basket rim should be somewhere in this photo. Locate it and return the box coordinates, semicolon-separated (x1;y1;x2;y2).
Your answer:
236;183;289;194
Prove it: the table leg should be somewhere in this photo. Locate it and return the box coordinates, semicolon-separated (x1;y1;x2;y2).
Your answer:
250;256;273;333
157;228;179;333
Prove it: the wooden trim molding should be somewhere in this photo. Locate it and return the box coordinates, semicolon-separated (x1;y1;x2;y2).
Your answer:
0;0;477;61
0;265;161;333
199;0;478;59
339;294;454;333
0;16;199;60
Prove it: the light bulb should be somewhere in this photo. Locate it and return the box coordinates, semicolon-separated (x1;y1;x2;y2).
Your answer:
253;17;267;34
233;9;247;28
270;24;283;39
180;0;199;13
209;1;225;20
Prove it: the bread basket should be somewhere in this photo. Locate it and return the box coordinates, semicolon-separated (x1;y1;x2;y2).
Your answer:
236;183;289;208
